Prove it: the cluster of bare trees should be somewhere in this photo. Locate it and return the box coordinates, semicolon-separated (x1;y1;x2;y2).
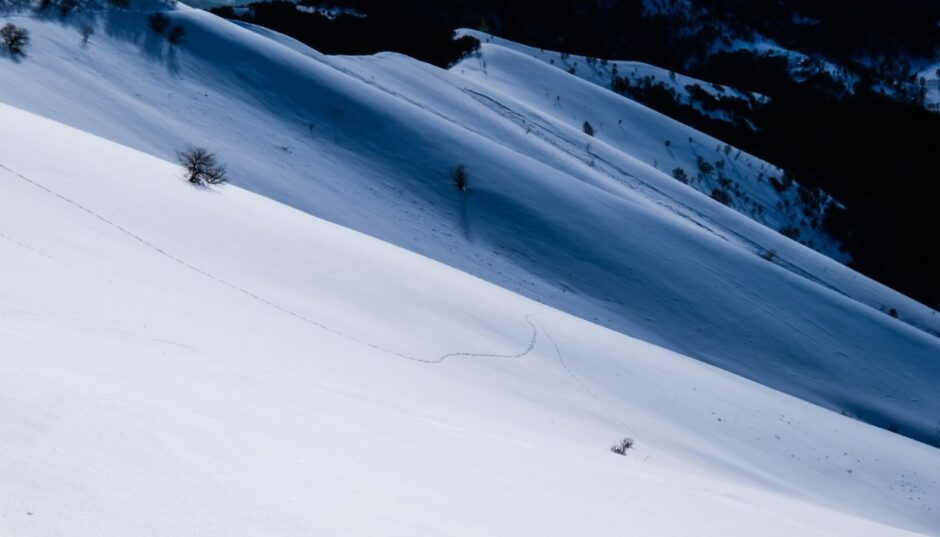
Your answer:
1;0;188;59
148;12;185;44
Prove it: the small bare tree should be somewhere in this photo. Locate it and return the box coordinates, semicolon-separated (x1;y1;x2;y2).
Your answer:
671;167;689;184
167;24;186;45
57;0;78;16
451;164;468;191
610;437;634;455
759;249;777;262
80;23;94;46
178;147;227;186
37;0;77;16
148;13;170;34
1;23;30;56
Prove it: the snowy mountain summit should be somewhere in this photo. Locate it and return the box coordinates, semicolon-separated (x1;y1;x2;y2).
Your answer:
1;2;939;536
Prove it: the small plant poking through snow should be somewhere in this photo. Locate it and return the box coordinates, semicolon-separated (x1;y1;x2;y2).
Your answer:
178;147;227;186
696;156;714;178
80;23;94;46
610;437;634;455
671;167;689;184
710;188;732;206
1;23;30;56
452;164;468;191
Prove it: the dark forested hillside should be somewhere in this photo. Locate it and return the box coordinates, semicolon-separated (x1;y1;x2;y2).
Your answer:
211;0;940;309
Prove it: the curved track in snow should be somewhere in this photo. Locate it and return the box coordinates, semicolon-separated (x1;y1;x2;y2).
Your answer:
2;160;637;439
538;320;636;437
0;161;539;366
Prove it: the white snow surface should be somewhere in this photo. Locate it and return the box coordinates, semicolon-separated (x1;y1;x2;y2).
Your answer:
2;88;939;537
1;6;940;535
459;28;768;114
2;0;940;444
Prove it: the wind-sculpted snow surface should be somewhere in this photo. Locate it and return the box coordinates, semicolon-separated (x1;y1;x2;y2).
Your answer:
2;102;940;537
0;6;938;448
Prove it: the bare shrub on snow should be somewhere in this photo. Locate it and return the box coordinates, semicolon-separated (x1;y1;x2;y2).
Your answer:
1;23;29;55
610;437;634;455
452;164;468;191
178;147;227;186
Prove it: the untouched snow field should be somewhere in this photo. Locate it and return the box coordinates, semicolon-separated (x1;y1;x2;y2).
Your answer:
2;100;939;537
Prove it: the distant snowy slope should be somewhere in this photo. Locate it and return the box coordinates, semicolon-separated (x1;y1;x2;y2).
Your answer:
455;29;831;255
2;102;939;537
1;6;939;450
458;28;765;119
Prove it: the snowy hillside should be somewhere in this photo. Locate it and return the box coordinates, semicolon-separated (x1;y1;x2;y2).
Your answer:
2;96;939;537
458;29;767;123
454;29;838;258
1;5;939;451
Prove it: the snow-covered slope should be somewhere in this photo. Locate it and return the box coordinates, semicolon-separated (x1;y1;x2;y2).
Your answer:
458;29;767;122
1;6;939;449
2;100;939;537
455;29;840;245
451;33;837;253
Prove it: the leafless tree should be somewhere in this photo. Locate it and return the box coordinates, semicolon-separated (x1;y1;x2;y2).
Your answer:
167;24;186;45
1;23;29;56
451;164;468;191
80;23;94;46
610;437;634;455
57;0;78;16
35;0;79;13
178;147;227;186
148;13;170;34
